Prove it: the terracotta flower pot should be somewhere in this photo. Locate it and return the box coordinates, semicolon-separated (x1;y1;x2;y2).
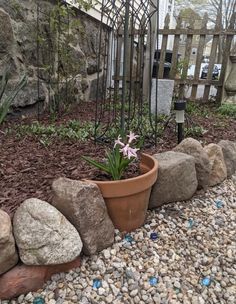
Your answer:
87;153;158;232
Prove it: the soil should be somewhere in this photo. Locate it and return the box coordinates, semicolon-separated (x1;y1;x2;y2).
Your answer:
0;102;235;218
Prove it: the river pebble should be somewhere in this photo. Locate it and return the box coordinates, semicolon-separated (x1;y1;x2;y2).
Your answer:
2;179;236;303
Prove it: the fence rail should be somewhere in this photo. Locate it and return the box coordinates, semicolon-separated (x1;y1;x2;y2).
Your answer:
158;11;236;103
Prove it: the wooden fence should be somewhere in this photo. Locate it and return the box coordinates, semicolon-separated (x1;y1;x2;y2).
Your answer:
158;11;236;103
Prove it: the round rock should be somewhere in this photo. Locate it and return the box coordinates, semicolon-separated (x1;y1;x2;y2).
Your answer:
13;198;83;265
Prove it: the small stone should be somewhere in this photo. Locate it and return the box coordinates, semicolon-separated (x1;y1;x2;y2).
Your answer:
106;294;113;303
17;295;25;303
98;287;106;295
103;249;111;259
126;269;135;280
173;281;181;289
130;289;138;297
147;268;155;275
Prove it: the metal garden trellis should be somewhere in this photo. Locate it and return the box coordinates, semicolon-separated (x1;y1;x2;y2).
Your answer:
36;2;72;119
94;0;160;145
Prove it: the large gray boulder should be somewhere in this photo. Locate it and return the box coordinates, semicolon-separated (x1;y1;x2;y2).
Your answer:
173;138;211;189
204;143;227;186
218;140;236;177
149;151;198;209
13;198;82;265
0;210;18;275
52;178;115;256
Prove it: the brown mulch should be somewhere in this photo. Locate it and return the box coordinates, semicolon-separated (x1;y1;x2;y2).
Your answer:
0;103;235;218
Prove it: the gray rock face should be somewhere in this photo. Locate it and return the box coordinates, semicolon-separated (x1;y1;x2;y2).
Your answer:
0;1;105;110
173;138;211;189
5;79;46;107
218;140;236;177
0;8;14;55
52;178;115;255
204;143;227;186
149;151;198;209
13;198;82;265
0;210;18;275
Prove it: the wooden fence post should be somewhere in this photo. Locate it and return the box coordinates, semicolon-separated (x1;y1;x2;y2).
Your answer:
203;11;221;102
191;13;208;100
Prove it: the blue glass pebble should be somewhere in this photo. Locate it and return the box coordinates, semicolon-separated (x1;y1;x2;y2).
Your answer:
33;297;45;304
201;277;211;287
93;278;102;289
149;276;159;286
174;287;181;294
150;232;158;240
188;218;194;228
215;200;223;208
124;234;133;243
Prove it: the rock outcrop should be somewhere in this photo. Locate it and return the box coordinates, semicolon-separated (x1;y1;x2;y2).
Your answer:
0;0;105;111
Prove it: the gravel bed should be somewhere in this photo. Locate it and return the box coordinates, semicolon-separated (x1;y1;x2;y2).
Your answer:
2;177;236;304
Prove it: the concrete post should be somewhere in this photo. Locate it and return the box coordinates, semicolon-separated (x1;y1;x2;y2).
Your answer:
224;54;236;104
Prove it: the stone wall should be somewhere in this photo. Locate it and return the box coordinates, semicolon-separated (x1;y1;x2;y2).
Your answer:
0;0;104;111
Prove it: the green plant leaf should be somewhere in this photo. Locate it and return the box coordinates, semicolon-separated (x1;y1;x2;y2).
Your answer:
81;156;110;175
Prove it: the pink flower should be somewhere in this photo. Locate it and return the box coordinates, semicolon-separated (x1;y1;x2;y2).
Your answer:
127;147;139;159
120;144;130;157
127;131;139;144
120;144;139;159
114;135;125;148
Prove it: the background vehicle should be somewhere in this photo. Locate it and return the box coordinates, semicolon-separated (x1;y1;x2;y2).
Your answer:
201;64;220;80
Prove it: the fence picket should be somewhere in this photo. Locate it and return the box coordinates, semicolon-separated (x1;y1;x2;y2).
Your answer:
170;15;182;79
157;10;235;102
203;11;221;101
191;13;208;99
158;14;170;79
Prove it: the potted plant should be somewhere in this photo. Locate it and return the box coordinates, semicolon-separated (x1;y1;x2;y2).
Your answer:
82;132;158;232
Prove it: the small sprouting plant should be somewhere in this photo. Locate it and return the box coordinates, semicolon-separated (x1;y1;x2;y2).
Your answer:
16;119;94;143
185;126;206;137
217;103;236;118
185;101;210;118
82;132;140;180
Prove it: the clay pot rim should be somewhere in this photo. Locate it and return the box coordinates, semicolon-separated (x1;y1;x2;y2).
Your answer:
85;153;158;184
84;153;158;198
